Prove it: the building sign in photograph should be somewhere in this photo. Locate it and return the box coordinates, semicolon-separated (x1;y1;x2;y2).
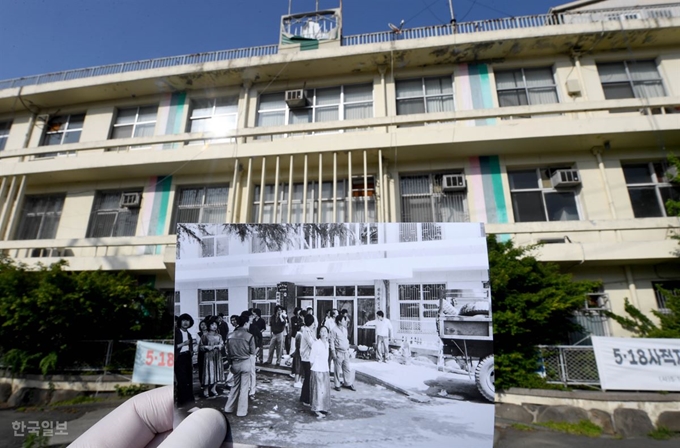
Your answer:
592;336;680;392
173;222;494;448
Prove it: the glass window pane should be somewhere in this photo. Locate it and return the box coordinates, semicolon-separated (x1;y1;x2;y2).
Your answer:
498;90;528;108
598;63;628;83
527;87;558;105
660;186;680;215
425;77;452;95
191;99;213;118
495;70;523;89
133;123;155;138
396;79;423;98
315;107;339;122
397;98;425;115
43;133;63;146
426;96;454;113
544;192;579;221
62;130;81;144
67;114;86;129
259;93;286;110
137;106;158;122
189;117;208;133
524;68;554;87
628;187;663;218
603;83;635;100
206;186;229;204
176;208;201;223
512;191;546;222
344;103;372;120
623;164;652;184
257;111;285;127
628;61;660;81
344;84;373;102
115;108;137;125
111;125;133;139
400;175;430;195
214;97;238;115
508;170;538;190
633;81;665;99
315;87;341;106
401;196;433;222
289;108;312;124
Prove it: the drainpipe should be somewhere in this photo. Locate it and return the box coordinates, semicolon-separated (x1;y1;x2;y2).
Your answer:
624;265;640;309
591;146;618;219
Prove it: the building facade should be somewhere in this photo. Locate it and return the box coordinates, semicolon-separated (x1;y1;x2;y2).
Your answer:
0;0;678;341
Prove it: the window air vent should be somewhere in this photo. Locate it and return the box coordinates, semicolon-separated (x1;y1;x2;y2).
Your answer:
285;89;308;108
550;169;581;188
120;192;141;208
441;174;466;191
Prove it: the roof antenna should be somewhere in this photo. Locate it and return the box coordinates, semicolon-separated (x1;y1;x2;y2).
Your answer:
388;19;405;33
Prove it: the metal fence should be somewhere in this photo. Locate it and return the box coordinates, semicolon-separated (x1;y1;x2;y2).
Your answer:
539;345;600;387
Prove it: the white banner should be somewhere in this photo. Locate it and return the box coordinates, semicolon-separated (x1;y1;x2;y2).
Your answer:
591;336;680;391
131;341;174;385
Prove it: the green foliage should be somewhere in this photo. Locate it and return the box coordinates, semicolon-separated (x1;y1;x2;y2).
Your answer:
537;420;602;437
51;395;103;406
22;433;49;448
114;384;150;397
488;236;600;390
606;286;680;338
648;425;675;440
0;257;172;373
510;423;535;432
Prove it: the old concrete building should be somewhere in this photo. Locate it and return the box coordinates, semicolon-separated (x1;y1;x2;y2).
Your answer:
0;0;678;342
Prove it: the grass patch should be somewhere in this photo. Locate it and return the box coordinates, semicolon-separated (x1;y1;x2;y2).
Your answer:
537;420;602;438
51;395;104;407
511;423;535;432
648;426;674;440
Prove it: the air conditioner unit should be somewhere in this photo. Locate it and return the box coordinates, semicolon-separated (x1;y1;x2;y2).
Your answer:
441;174;466;191
285;89;308;108
585;293;609;310
120;192;141;208
550;169;581;188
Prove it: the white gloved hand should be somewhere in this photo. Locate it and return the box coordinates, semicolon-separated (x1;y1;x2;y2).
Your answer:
69;386;228;448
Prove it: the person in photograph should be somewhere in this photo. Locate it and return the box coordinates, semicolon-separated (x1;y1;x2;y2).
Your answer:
224;313;256;417
266;305;286;366
299;313;316;406
289;307;303;384
174;313;195;407
306;306;318;327
225;315;240;390
309;325;331;418
196;319;208;388
201;316;224;398
365;310;393;363
217;313;229;343
340;308;353;344
249;308;266;364
229;314;239;331
324;309;339;368
330;314;356;391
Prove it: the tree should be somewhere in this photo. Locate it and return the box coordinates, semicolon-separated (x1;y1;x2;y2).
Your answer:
488;236;600;389
0;257;171;374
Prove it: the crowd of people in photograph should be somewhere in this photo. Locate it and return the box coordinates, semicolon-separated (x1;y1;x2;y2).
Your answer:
175;305;372;420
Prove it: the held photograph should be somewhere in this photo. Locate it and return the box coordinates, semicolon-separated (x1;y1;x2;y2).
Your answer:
173;222;494;448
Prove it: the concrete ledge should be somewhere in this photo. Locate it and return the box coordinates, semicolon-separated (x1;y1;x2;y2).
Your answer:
503;387;680;402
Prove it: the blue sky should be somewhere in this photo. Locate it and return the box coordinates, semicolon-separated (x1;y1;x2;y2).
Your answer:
0;0;563;80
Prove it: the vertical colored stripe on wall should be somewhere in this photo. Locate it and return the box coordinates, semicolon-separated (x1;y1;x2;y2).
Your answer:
468;64;496;126
162;92;186;149
474;156;508;224
457;64;475;127
142;176;173;254
467;157;487;223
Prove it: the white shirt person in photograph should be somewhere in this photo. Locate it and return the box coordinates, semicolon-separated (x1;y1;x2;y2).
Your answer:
309;325;332;419
364;310;393;363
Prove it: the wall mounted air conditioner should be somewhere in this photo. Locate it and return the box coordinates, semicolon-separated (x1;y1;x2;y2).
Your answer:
285;89;308;108
550;169;581;188
585;293;609;310
441;174;466;191
120;192;141;208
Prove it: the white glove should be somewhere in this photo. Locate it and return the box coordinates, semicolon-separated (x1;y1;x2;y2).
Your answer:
69;386;228;448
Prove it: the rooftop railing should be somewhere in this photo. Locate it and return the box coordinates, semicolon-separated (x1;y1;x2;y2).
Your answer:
0;3;678;91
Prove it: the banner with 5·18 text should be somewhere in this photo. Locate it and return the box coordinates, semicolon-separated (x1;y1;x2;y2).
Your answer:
592;336;680;391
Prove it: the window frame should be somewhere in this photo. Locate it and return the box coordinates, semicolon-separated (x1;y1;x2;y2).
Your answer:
597;60;667;100
186;96;238;145
508;167;582;223
0;120;12;151
399;172;469;223
494;66;560;110
171;184;230;233
110;105;158;150
41;113;85;147
395;75;455;116
85;189;143;238
13;193;66;240
622;161;679;218
198;289;229;318
652;281;680;313
398;283;446;333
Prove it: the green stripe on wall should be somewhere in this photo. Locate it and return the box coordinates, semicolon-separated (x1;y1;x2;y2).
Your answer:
479;156;508;224
163;92;186;149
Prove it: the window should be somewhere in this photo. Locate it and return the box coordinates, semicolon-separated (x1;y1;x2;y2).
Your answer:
495;67;559;110
652;281;680;313
41;114;85;146
255;84;373;140
198;289;229;318
187;97;237;144
597;61;666;100
14;194;65;240
509;168;580;222
0;121;12;151
173;185;229;231
110;106;158;149
174;291;181;316
398;284;445;333
250;287;278;324
395;76;454;115
400;173;468;223
86;190;142;237
622;162;680;218
252;179;376;223
200;234;229;258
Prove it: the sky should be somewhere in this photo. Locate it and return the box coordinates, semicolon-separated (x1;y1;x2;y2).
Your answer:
0;0;564;80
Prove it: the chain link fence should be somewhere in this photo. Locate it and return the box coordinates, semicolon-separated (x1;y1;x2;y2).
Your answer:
538;345;601;387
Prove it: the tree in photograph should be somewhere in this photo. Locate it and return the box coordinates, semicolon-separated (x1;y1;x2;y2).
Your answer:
488;236;600;389
0;257;170;374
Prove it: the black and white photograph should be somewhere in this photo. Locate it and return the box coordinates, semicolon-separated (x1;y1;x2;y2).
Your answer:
173;222;494;448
